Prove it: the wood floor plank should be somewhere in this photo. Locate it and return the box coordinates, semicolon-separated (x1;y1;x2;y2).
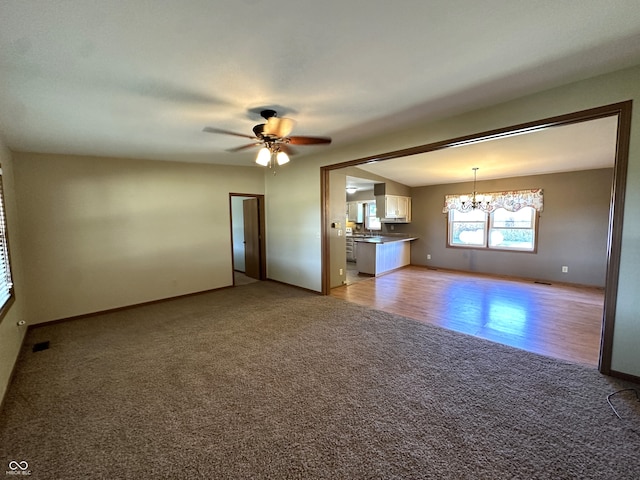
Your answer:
330;266;603;366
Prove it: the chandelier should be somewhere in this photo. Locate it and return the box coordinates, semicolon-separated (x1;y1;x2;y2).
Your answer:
460;167;491;210
255;143;290;168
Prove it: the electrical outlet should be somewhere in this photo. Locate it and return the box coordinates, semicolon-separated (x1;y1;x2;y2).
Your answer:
339;268;343;275
562;266;569;273
427;254;431;260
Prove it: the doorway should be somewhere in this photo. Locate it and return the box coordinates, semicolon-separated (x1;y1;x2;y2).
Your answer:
320;101;632;377
230;194;266;285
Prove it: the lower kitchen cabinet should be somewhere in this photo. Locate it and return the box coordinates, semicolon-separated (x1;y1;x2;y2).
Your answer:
346;237;356;262
355;238;415;275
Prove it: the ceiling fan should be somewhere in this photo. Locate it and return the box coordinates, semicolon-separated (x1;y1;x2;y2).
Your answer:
203;109;332;167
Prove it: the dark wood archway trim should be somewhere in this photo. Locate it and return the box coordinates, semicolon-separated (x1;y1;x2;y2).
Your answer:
320;100;633;377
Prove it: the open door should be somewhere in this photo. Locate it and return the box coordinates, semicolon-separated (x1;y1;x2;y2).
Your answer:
243;197;261;280
230;193;266;284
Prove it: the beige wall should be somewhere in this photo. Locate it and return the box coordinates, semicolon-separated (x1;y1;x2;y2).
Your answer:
265;64;640;377
405;169;612;287
0;139;26;403
264;161;323;290
2;65;640;403
329;170;347;287
13;152;264;324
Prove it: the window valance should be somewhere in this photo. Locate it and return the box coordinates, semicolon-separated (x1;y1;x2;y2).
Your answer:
442;188;543;213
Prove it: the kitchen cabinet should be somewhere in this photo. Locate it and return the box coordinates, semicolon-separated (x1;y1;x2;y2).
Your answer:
346;237;356;262
355;236;416;275
376;195;411;222
346;201;364;223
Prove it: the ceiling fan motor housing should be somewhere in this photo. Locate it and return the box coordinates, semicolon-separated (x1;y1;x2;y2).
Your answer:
260;109;277;120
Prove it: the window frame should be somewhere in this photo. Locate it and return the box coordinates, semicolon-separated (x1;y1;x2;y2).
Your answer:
447;208;488;248
447;207;539;253
0;165;15;322
488;206;538;252
364;202;382;231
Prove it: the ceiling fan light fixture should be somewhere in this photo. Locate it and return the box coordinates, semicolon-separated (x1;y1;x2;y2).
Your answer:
203;109;331;167
256;147;271;166
276;151;290;166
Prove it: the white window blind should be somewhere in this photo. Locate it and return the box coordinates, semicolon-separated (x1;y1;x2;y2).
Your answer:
0;167;14;310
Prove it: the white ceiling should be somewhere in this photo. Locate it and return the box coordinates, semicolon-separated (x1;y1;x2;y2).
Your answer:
349;115;619;188
1;1;639;173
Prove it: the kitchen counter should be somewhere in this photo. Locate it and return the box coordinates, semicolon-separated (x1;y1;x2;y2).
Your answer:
353;235;417;244
354;236;417;276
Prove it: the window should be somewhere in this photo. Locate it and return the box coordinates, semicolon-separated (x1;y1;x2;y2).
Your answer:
364;202;381;231
448;206;538;252
0;166;14;318
489;207;536;250
449;209;487;247
443;188;542;253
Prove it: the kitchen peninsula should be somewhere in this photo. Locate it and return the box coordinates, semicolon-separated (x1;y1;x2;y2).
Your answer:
354;236;417;276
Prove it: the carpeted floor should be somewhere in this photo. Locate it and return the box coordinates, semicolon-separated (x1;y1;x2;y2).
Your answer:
1;281;639;479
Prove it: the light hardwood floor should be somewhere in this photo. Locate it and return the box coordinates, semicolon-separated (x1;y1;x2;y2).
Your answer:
330;266;604;366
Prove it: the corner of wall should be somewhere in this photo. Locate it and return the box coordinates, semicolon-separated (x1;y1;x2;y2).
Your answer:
0;143;28;406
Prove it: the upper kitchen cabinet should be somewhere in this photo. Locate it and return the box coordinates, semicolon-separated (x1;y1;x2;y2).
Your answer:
376;194;412;222
374;183;411;223
346;201;364;223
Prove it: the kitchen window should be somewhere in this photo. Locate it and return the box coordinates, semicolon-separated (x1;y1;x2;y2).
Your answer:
364;202;381;231
443;189;543;253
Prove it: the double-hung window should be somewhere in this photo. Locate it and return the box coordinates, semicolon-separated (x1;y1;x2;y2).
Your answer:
489;207;536;251
444;189;542;253
364;202;381;231
0;166;14;319
449;208;487;247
